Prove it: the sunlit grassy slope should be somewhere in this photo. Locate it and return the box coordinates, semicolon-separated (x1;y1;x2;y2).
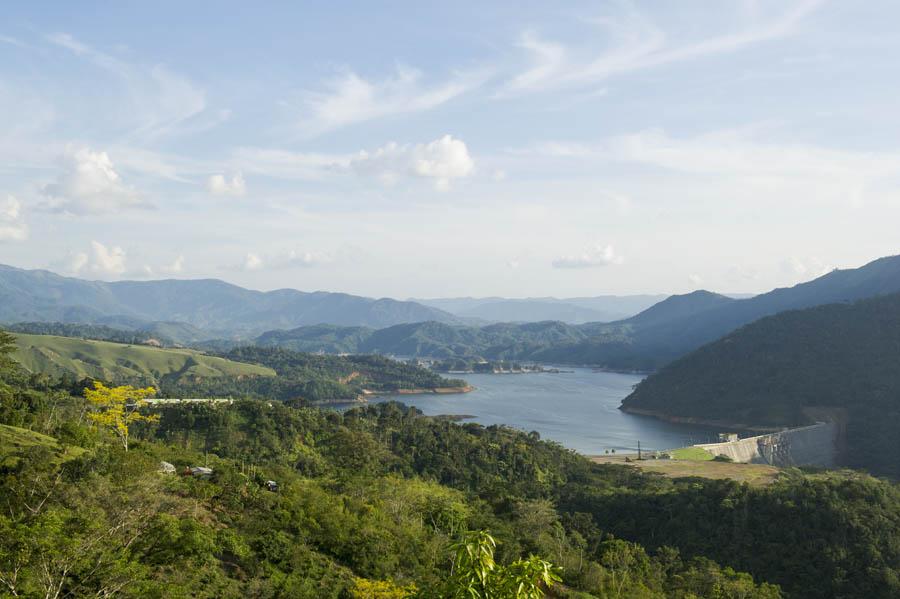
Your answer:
12;333;275;384
0;423;85;465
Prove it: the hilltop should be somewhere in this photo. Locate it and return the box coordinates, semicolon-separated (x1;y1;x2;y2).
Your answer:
11;333;275;385
621;291;900;477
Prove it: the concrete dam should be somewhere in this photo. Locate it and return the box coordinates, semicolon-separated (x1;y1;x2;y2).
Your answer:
694;422;839;468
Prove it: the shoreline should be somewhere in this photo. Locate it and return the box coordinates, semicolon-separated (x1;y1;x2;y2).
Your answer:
308;385;473;407
376;385;475;396
619;406;781;434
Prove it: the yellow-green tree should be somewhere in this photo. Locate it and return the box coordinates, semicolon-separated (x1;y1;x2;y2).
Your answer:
84;382;158;451
352;578;417;598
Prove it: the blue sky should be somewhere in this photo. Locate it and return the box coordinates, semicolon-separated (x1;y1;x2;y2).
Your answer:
1;1;899;297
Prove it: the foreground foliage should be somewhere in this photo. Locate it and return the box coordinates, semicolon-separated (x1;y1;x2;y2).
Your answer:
2;334;898;597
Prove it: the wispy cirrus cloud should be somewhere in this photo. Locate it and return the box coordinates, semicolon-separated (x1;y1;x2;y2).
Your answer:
46;32;211;141
296;65;488;136
501;0;824;95
516;127;900;192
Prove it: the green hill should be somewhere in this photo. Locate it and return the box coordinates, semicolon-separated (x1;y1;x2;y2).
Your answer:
11;333;275;385
621;292;900;477
0;423;85;466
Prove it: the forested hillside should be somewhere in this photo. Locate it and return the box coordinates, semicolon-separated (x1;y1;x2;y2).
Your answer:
8;332;466;405
254;256;900;371
622;292;900;477
4;330;900;597
562;254;900;369
161;346;469;403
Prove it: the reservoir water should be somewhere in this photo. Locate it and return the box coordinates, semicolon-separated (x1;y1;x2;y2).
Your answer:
363;368;721;455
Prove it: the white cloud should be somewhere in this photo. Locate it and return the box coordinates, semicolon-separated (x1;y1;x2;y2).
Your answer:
688;273;703;286
161;255;185;275
47;33;208;140
518;127;900;204
0;35;25;48
553;243;623;269
242;253;263;271
782;256;831;280
41;147;145;215
207;172;246;196
231;147;344;181
132;255;186;279
69;241;127;277
350;135;474;191
278;250;332;269
229;249;331;272
502;1;823;94
0;195;27;242
298;66;486;135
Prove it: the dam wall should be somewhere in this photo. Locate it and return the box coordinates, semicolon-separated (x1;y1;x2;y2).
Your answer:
695;422;838;467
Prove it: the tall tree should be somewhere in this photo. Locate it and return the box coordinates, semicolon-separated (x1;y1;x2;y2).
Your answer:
84;382;158;451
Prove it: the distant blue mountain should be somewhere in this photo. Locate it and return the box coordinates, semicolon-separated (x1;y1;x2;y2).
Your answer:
0;264;461;334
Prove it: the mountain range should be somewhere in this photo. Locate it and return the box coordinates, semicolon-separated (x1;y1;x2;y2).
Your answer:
254;255;900;370
412;295;668;324
5;255;900;371
0;264;461;334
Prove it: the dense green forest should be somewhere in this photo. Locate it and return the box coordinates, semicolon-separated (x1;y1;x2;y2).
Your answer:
622;291;900;478
8;331;467;405
5;321;170;346
159;346;469;403
3;329;900;597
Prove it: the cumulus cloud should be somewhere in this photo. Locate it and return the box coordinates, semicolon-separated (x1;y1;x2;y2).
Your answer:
41;147;146;215
69;241;127;277
0;195;28;242
129;255;186;279
782;256;832;280
160;255;185;275
229;249;332;272
298;66;486;136
207;172;246;196
553;243;623;269
242;253;264;271
350;135;474;191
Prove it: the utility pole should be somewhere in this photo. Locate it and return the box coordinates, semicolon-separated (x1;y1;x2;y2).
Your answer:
637;440;642;461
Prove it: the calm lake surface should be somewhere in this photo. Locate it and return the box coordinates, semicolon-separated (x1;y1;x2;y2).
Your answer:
361;368;721;455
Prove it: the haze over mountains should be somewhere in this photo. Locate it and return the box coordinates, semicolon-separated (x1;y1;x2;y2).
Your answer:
413;296;668;324
254;255;900;369
5;255;900;371
0;264;462;334
0;264;662;333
